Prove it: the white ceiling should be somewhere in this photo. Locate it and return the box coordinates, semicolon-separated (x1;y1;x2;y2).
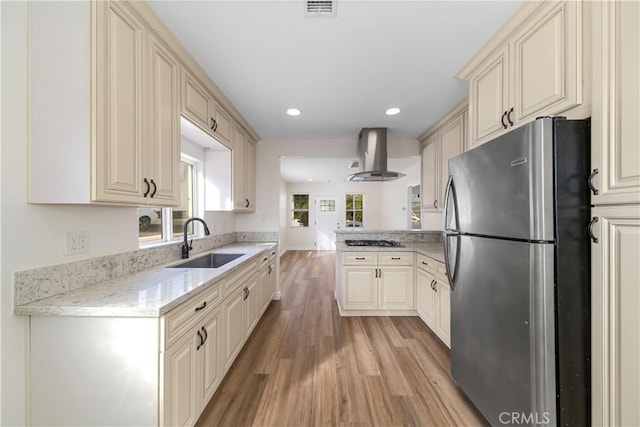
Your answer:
149;0;522;140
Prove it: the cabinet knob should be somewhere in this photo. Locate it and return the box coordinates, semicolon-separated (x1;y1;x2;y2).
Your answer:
588;169;599;195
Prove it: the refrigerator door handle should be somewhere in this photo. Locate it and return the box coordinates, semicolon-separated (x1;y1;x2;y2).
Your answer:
443;175;459;232
443;233;459;291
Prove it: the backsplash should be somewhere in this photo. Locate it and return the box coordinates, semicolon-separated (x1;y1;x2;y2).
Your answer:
334;229;442;243
15;231;277;306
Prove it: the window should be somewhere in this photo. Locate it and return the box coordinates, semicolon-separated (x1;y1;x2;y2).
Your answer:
291;194;310;227
319;199;335;212
345;193;364;227
138;158;201;244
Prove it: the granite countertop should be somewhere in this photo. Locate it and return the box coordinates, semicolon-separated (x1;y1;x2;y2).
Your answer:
14;242;277;318
336;242;445;264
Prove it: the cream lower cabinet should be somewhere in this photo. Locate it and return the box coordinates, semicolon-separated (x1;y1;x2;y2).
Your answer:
341;252;414;314
259;249;278;313
163;305;223;427
244;275;261;338
460;0;583;148
416;254;451;348
591;206;640;427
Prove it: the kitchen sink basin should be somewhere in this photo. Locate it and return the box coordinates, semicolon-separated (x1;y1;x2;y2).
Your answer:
169;253;244;269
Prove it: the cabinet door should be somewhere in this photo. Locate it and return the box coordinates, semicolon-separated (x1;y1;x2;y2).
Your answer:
343;267;377;310
512;0;581;124
435;279;451;348
223;287;245;371
199;308;222;408
147;34;180;206
591;206;640;427
416;268;437;329
245;275;260;338
182;70;213;134
438;114;465;208
233;126;247;210
379;266;414;310
212;103;233;146
420;134;438;211
592;1;640;205
259;267;270;314
245;140;256;211
93;1;146;204
163;329;199;427
468;44;510;147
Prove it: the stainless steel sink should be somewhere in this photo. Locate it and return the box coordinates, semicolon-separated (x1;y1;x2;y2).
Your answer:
169;253;244;269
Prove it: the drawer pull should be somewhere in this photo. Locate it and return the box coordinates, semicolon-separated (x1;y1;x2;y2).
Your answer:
263;256;268;261
194;301;207;312
196;329;204;351
355;257;366;260
422;261;429;266
391;257;401;260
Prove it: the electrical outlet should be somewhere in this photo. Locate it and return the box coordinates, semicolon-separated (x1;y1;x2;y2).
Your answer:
66;231;90;255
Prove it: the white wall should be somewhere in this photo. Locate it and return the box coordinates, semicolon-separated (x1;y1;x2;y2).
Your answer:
380;162;421;230
286;181;384;250
278;176;288;254
235;138;420;251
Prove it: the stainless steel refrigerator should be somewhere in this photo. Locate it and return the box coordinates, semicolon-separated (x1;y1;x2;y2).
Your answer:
443;117;590;426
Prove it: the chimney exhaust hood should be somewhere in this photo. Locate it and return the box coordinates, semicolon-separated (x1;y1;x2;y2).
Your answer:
348;128;405;182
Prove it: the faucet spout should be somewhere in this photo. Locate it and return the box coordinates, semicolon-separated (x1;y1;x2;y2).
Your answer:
181;217;211;259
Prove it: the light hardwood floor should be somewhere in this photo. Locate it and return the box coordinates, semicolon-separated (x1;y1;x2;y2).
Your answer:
196;250;487;427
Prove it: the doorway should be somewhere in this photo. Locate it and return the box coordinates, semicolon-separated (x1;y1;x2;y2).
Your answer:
315;196;340;250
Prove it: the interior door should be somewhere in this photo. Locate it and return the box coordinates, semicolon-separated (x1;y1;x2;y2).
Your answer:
315;196;339;250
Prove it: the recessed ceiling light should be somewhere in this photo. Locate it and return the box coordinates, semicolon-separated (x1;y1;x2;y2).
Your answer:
385;107;401;116
307;178;312;181
286;108;301;116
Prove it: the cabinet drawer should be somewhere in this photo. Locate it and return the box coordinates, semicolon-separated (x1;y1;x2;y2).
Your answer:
162;282;222;349
436;263;449;281
258;252;271;270
343;252;377;266
417;254;436;273
378;252;414;266
224;260;258;297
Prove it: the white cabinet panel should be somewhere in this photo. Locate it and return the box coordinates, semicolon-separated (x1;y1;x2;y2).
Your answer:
343;267;378;310
164;329;199;427
223;287;245;371
591;206;640;427
379;266;414;310
417;268;437;329
592;0;640;205
421;134;438;211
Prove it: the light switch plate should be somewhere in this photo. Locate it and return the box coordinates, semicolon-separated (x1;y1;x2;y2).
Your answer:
66;231;90;255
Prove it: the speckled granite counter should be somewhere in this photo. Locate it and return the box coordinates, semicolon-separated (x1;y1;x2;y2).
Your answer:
335;242;444;263
14;242;276;318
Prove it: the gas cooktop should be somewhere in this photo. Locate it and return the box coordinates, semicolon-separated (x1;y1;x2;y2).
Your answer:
344;239;404;247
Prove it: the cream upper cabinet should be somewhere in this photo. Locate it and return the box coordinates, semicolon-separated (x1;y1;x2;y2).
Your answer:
591;206;640;427
233;126;257;212
420;134;438;211
438;114;465;207
147;33;181;204
419;103;466;213
93;1;147;204
468;45;510;148
29;1;180;206
591;0;640;205
181;69;233;148
461;0;582;148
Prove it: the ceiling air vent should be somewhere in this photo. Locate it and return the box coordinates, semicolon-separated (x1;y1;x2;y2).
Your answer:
305;1;337;18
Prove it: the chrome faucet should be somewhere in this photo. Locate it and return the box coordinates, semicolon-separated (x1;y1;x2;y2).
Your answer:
181;217;211;259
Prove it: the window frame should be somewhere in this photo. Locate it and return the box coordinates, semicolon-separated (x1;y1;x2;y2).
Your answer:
290;193;311;228
138;155;204;247
345;193;364;228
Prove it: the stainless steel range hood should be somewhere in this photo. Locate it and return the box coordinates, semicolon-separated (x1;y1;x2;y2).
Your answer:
348;128;405;182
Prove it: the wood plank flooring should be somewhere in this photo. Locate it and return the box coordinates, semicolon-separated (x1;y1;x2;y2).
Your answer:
196;250;487;427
